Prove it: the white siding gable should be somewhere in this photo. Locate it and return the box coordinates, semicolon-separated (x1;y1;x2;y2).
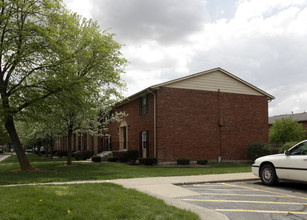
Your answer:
164;70;264;96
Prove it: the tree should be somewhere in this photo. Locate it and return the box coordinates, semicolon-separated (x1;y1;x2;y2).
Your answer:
0;120;10;146
0;0;126;170
44;16;126;165
17;109;65;158
269;118;306;144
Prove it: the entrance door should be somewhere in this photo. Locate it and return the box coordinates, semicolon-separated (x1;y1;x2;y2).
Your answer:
122;126;127;150
119;121;128;150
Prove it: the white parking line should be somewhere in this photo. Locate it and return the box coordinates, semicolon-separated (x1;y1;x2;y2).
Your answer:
182;198;307;205
216;209;307;215
181;181;307;218
200;193;289;197
222;182;307;201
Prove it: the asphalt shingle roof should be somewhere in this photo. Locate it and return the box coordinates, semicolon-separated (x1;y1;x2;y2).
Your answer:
269;112;307;124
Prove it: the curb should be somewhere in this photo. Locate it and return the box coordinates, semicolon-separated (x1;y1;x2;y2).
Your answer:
174;178;258;186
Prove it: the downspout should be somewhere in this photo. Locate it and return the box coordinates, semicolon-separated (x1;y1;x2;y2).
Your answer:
218;89;222;162
147;89;157;158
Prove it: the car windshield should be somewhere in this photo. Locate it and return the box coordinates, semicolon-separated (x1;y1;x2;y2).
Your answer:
289;141;307;155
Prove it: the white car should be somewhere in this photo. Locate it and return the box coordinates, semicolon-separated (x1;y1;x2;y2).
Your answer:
252;140;307;185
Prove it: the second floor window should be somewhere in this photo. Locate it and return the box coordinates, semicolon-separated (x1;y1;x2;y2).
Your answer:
139;95;148;115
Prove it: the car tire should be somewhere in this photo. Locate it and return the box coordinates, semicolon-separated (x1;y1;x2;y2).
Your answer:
260;164;278;186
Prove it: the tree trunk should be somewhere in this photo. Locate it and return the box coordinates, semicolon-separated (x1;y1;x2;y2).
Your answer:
67;124;73;165
5;117;33;171
49;141;55;159
45;144;49;158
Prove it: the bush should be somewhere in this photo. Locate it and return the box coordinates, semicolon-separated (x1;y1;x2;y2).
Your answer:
177;158;190;165
85;151;94;159
279;142;297;153
74;151;84;160
91;156;102;162
55;151;67;158
247;142;272;161
269;118;306;144
107;157;118;162
127;150;139;163
197;159;208;165
139;158;157;166
112;151;128;163
73;151;93;160
270;147;280;154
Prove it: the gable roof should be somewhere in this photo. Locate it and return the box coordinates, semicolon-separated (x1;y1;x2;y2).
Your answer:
269;112;307;124
115;67;274;107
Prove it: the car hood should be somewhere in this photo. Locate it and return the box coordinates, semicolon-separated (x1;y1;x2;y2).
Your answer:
254;154;284;163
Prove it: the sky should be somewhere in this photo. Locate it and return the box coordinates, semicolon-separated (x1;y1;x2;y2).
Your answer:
64;0;307;116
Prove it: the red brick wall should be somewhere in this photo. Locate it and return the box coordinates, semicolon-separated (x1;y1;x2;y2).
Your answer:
156;87;269;162
107;87;269;162
108;94;155;157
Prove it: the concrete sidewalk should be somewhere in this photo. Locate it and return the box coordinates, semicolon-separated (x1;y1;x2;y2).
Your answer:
0;154;10;162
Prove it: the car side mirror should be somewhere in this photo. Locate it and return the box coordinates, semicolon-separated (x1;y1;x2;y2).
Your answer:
284;150;290;156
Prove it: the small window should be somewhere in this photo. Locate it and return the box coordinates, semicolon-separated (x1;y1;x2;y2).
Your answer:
142;132;147;149
139;131;149;149
139;95;148;115
107;136;112;151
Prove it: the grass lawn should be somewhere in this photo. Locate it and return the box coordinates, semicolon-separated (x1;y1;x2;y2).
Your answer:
0;154;251;185
0;183;199;220
0;154;252;220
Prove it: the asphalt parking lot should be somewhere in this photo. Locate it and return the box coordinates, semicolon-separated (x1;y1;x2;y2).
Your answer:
178;180;307;220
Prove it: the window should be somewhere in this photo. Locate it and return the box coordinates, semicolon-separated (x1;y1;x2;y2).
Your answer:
139;95;148;115
290;141;307;155
107;136;112;151
142;132;148;149
139;131;149;158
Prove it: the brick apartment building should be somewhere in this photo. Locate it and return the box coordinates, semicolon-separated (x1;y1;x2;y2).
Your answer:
107;67;274;162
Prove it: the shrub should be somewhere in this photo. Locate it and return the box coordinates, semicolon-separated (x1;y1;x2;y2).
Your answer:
73;151;84;160
139;158;157;166
112;151;128;163
127;150;139;163
85;151;94;159
279;142;297;153
73;151;93;160
247;142;272;161
197;159;208;165
91;156;102;162
177;158;190;165
55;151;67;158
269;118;306;144
107;157;118;162
270;147;280;154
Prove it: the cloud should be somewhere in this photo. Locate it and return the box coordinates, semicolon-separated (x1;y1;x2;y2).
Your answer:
269;83;307;114
65;0;307;116
65;0;94;19
185;1;307;116
89;0;208;45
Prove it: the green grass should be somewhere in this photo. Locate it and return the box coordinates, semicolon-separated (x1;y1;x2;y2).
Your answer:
1;154;73;163
0;155;251;220
0;155;251;185
0;183;199;220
